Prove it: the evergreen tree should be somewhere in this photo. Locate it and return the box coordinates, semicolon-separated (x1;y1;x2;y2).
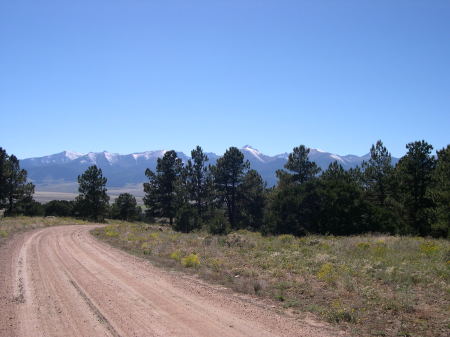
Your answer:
185;146;212;226
361;140;398;232
212;147;249;228
0;147;8;208
362;140;394;205
396;140;435;235
267;180;322;235
319;162;370;235
237;169;266;230
348;165;365;187
75;165;109;221
45;200;74;217
143;150;183;226
22;200;44;216
268;146;322;235
4;155;35;216
111;193;140;221
431;145;450;237
268;161;370;236
276;145;320;186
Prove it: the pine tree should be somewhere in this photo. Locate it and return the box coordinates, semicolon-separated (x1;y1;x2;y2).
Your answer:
75;165;109;221
0;147;8;208
268;146;322;235
212;147;249;228
4;154;35;215
267;180;322;235
185;146;212;226
143;150;183;226
237;169;266;230
396;140;435;235
319;162;369;235
276;145;320;186
362;140;394;205
361;140;398;232
431;145;450;237
45;200;74;217
111;193;140;221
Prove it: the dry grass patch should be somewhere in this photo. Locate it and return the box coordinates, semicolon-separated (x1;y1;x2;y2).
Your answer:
0;216;91;246
92;222;450;337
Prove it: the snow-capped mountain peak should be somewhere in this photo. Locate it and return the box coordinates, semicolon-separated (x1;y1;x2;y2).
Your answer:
24;150;84;166
242;144;260;152
63;150;84;160
103;151;119;164
241;145;266;162
131;150;166;161
86;152;97;162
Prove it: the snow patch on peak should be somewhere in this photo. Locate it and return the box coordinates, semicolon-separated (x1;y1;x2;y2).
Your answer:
78;152;97;164
63;151;83;160
131;150;166;160
103;151;119;163
87;152;97;162
242;145;263;153
241;145;265;162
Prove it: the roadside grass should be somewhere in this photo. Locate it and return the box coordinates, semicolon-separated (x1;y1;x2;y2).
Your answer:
0;216;90;246
93;221;450;337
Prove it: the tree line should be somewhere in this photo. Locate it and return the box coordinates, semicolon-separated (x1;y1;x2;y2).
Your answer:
267;141;449;237
141;141;449;237
1;141;449;237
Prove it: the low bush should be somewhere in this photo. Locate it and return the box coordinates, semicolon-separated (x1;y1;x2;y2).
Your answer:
181;254;200;268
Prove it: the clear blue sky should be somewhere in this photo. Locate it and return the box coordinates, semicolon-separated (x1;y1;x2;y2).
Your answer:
1;0;449;159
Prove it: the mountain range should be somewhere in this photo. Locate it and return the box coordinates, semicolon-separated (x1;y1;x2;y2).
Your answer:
21;145;381;190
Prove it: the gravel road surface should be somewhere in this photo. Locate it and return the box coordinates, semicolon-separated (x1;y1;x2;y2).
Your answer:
0;225;343;337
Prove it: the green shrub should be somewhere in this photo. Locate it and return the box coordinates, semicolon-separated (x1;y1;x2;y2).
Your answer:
207;212;230;235
104;225;119;237
169;250;182;261
317;262;336;283
149;232;160;240
141;242;152;255
323;300;357;323
324;307;357;323
419;241;440;256
181;253;200;268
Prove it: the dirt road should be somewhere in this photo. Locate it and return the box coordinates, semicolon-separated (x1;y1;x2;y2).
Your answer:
0;225;343;337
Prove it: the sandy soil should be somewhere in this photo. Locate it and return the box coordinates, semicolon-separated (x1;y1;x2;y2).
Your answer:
0;225;345;337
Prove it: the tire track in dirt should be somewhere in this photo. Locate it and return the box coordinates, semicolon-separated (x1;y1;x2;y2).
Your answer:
0;225;346;337
68;278;123;337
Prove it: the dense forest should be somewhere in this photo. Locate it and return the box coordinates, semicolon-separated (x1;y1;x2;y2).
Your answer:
1;141;449;237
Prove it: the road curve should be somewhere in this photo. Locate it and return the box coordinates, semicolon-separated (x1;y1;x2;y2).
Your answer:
0;225;342;337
